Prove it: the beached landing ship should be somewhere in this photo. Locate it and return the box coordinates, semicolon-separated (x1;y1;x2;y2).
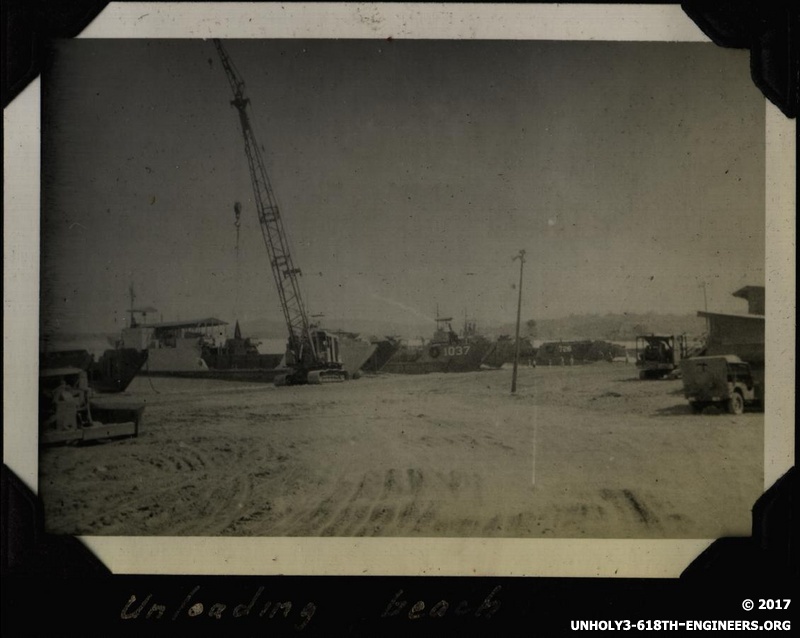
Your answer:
480;334;537;369
328;330;378;378
362;336;403;373
120;313;283;380
121;313;375;383
39;340;148;394
200;320;285;379
120;316;230;374
382;317;493;374
535;340;628;366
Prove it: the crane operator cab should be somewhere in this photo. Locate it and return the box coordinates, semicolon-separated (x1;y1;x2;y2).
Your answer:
277;329;349;386
311;330;342;366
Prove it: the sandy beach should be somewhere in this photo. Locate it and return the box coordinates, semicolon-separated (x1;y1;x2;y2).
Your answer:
38;363;764;539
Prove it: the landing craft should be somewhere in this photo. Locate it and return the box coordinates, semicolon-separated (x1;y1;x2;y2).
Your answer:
120;311;374;383
480;334;537;369
382;316;494;374
362;335;402;373
39;347;148;394
535;340;627;366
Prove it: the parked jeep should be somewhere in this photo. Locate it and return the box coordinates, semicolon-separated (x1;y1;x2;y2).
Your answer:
679;355;763;415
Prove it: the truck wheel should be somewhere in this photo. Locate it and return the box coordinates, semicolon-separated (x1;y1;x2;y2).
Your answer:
726;392;745;415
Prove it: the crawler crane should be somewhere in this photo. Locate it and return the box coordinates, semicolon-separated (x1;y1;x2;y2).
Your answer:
213;39;347;385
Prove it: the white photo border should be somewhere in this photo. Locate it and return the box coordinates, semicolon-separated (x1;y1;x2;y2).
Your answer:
3;2;795;577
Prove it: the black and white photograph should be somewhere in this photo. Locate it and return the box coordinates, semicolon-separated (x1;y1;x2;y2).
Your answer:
4;3;795;584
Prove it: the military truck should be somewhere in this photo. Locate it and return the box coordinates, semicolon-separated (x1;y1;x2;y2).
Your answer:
635;334;689;379
39;367;145;445
679;355;763;415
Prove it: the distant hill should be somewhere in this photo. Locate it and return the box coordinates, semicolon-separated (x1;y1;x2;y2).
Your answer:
239;317;432;341
42;312;707;346
241;313;707;343
488;313;707;342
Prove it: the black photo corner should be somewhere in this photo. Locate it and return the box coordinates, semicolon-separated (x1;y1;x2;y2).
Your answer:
2;0;797;635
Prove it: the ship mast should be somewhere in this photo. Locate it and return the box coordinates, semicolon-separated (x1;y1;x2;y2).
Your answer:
128;283;137;327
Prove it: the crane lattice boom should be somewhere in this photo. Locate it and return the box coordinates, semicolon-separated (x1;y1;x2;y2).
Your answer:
213;39;317;367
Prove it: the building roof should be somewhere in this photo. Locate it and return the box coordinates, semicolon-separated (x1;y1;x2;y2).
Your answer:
686;354;746;364
697;311;765;321
732;285;765;299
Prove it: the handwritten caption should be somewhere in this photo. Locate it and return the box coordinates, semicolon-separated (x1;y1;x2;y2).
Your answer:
381;586;502;620
120;586;316;630
120;584;501;629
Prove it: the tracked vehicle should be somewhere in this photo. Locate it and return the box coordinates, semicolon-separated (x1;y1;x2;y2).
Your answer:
635;334;688;379
214;40;347;386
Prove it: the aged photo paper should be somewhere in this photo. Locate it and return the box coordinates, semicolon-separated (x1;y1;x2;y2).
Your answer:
4;3;795;578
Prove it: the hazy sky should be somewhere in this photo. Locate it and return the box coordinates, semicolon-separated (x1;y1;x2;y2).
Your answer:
41;39;765;335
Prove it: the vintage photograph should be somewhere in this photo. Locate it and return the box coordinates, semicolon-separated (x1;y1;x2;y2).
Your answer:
36;35;768;542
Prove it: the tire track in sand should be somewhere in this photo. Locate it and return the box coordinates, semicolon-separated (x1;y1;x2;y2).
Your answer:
94;439;263;536
74;442;216;535
278;467;484;537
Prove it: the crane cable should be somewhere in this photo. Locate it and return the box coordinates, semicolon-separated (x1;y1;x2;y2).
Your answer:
234;201;242;258
234;201;242;322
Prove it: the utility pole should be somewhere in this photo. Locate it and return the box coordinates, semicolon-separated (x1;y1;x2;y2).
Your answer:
128;283;136;327
511;249;526;394
701;281;708;314
700;280;709;334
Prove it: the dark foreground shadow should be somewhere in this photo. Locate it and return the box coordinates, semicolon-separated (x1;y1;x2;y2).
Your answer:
655;403;764;417
682;467;796;581
654;404;695;417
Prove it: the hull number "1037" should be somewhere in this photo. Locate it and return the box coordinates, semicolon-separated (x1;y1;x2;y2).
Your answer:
429;344;471;359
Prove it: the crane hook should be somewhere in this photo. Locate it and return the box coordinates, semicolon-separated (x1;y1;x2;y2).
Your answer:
234;201;242;254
